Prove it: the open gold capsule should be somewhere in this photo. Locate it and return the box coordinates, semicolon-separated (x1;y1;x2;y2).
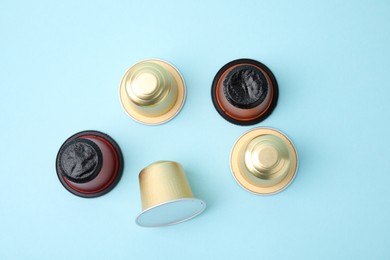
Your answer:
119;59;186;125
230;128;298;195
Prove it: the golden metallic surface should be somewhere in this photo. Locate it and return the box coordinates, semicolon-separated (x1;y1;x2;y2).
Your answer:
138;161;194;210
230;128;298;195
136;161;206;227
119;59;186;125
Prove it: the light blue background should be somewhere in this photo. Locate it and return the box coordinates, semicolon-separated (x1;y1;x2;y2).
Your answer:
1;0;389;259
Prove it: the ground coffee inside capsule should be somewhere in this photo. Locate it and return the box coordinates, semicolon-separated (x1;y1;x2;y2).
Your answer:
223;65;268;109
59;139;102;184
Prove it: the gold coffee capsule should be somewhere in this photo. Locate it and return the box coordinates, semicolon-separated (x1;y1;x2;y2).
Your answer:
119;59;186;125
135;161;206;227
230;128;298;195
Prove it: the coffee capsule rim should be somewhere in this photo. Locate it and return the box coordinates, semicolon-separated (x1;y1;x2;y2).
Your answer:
56;130;124;198
211;58;278;126
230;127;298;195
135;198;206;227
119;59;186;125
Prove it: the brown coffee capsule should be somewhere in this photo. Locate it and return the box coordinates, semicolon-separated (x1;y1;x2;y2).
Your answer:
230;127;298;195
56;130;124;198
211;59;278;125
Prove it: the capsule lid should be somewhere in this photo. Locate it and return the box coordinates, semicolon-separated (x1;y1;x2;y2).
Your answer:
135;198;206;227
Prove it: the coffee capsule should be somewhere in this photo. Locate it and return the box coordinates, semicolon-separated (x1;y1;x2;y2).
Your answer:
119;59;186;125
211;59;278;125
56;130;124;198
136;161;206;227
230;128;298;195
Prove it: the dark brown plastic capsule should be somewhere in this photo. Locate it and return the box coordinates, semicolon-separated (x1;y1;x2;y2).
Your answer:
56;130;124;198
211;59;278;125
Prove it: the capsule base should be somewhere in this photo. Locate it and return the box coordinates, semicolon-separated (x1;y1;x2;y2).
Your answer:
230;128;298;195
120;59;186;125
